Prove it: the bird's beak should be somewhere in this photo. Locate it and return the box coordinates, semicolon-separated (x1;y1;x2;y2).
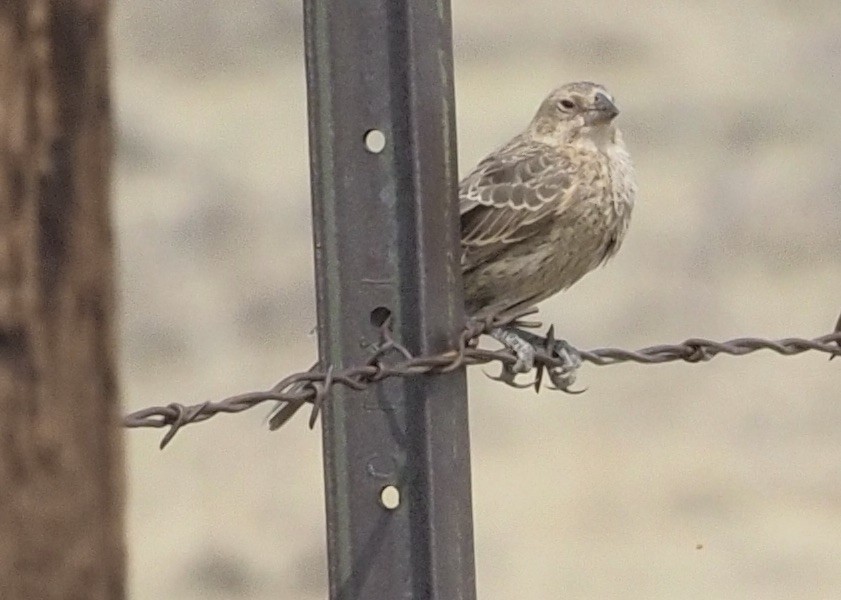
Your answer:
588;92;619;125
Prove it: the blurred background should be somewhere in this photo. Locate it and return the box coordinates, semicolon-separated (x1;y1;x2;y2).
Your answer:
114;1;841;598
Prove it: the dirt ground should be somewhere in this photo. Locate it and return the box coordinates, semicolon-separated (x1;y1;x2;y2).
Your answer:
114;1;841;598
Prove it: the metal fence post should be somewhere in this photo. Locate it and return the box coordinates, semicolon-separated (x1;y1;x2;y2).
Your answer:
302;0;476;598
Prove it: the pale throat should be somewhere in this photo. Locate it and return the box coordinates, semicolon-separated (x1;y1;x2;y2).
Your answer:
531;119;619;151
572;124;617;152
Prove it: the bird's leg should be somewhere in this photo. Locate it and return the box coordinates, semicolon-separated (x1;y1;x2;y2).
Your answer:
490;326;536;373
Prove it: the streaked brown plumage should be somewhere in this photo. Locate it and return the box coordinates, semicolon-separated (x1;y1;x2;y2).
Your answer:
269;81;635;429
461;81;635;317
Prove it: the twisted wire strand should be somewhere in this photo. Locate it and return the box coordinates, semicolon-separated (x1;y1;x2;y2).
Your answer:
123;306;841;449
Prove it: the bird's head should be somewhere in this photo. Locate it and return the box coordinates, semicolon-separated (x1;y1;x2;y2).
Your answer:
529;81;620;144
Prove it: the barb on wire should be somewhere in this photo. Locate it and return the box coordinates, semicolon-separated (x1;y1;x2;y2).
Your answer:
123;305;841;449
831;310;841;361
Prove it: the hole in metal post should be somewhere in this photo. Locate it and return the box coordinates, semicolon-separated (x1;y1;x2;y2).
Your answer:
380;485;400;510
370;306;391;328
364;129;386;153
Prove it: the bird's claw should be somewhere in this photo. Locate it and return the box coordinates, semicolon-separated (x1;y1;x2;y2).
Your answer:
483;363;535;388
545;366;585;393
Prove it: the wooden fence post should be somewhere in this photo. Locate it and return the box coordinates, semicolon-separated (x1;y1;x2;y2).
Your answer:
0;2;124;598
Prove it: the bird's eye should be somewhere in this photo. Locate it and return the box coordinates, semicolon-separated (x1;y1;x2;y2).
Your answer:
559;99;575;110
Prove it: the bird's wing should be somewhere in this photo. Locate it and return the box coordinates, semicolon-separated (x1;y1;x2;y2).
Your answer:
459;138;574;268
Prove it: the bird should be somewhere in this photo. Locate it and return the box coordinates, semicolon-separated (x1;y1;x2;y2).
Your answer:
269;81;635;429
459;81;636;380
461;81;634;316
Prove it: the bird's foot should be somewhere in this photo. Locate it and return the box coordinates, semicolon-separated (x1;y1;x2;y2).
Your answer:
484;326;537;388
536;326;583;393
486;325;584;393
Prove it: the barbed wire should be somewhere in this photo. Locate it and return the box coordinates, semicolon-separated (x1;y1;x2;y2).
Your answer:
123;306;841;449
